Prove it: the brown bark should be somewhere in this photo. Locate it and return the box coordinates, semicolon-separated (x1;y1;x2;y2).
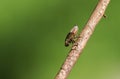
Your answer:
55;0;110;79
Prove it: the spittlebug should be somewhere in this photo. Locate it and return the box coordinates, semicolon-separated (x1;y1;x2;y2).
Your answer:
65;25;79;47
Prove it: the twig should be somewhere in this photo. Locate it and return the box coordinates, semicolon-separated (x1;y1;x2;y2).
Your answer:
55;0;110;79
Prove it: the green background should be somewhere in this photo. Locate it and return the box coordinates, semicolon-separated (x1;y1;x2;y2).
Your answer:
0;0;119;79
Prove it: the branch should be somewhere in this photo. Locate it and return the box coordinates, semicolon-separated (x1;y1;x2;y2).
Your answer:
55;0;110;79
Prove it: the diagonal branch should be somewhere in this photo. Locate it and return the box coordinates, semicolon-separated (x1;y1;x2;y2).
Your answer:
55;0;110;79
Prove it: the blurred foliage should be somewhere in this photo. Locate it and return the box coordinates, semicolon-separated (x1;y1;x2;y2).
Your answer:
0;0;120;79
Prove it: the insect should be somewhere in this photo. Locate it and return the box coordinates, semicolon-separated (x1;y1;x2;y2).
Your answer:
65;25;79;47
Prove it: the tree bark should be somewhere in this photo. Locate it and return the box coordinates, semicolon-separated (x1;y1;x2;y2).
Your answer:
55;0;110;79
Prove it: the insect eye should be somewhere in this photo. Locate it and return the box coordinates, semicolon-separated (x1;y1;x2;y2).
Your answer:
65;44;69;47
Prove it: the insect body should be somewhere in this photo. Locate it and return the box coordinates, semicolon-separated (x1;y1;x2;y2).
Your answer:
65;25;79;47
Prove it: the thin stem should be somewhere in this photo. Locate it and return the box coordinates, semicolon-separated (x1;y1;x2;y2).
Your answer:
55;0;110;79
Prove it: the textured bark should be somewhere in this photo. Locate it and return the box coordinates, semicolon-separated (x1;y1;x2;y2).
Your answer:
55;0;110;79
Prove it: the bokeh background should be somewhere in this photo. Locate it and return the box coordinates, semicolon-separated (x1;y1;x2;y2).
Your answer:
0;0;120;79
